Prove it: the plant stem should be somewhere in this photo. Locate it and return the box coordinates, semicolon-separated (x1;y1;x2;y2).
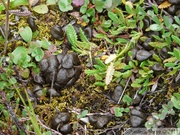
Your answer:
1;0;10;56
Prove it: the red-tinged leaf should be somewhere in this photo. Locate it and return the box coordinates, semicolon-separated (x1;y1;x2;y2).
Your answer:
72;0;84;7
48;44;57;53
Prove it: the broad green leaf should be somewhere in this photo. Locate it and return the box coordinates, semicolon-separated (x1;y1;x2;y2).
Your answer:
93;0;104;12
172;35;180;46
101;20;112;28
95;58;106;69
152;4;158;14
165;63;176;67
149;24;163;31
171;96;180;109
106;0;121;11
81;15;90;23
80;0;89;14
10;0;28;8
19;26;32;42
12;46;28;64
31;47;44;61
0;81;6;90
122;95;132;105
85;70;100;75
173;48;180;60
108;11;119;24
0;3;5;12
9;77;17;85
86;8;95;17
162;32;171;38
94;81;106;86
94;65;106;71
58;0;73;12
114;107;124;117
94;74;103;81
77;110;88;118
1;73;7;81
173;93;180;100
174;16;180;25
149;42;168;49
46;0;56;5
33;4;48;14
163;15;171;28
36;39;51;49
125;1;135;14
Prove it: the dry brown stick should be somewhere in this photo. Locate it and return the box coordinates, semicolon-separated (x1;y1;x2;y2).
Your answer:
36;116;63;135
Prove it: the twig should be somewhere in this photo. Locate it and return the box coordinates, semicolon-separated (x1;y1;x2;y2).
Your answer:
117;77;131;104
9;10;32;16
36;117;63;135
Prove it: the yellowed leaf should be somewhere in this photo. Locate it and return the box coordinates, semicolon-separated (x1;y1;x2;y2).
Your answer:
114;62;126;70
158;0;171;9
100;55;109;60
105;54;117;64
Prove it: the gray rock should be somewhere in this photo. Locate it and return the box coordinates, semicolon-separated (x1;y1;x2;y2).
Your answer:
112;85;123;102
136;50;151;62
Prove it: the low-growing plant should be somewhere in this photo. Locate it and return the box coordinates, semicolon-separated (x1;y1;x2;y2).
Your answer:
114;107;130;117
146;94;180;129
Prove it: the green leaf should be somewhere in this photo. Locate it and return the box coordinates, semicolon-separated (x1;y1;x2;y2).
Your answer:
1;73;7;81
33;4;48;14
174;16;180;25
122;95;132;105
177;119;180;128
0;81;7;90
94;81;106;86
31;47;44;61
77;110;88;118
171;96;180;110
152;4;158;14
46;0;56;5
12;46;28;64
108;11;119;24
58;0;73;12
93;0;104;12
114;107;124;117
85;70;100;75
173;93;180;100
101;20;112;28
172;35;180;46
9;77;17;85
66;24;78;46
125;1;135;14
36;39;51;49
86;8;95;17
149;42;168;49
0;3;5;12
19;26;32;42
149;24;163;31
163;15;171;28
10;0;28;8
95;58;106;69
80;0;89;14
79;28;89;42
94;74;103;81
173;48;180;60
